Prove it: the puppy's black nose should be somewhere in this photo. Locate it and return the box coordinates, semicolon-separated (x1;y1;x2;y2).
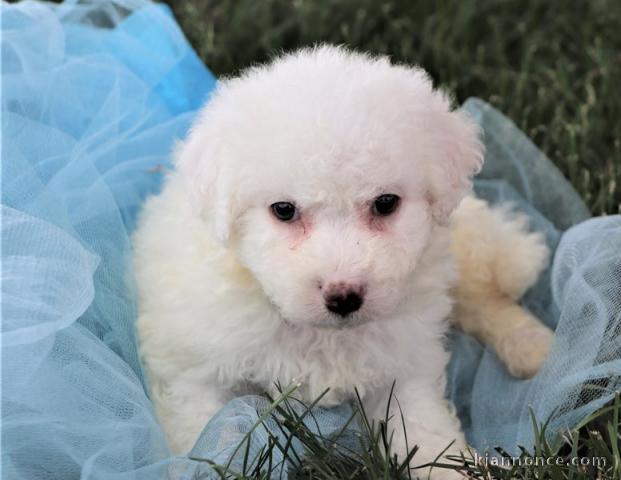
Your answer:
325;291;363;317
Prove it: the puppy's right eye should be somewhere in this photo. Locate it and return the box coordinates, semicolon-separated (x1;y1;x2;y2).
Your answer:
372;194;400;217
270;202;298;222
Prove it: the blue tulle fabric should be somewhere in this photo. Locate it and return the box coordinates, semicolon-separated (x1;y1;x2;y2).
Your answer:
2;1;620;478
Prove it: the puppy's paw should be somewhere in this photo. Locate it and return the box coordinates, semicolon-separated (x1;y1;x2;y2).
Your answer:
393;434;467;479
425;468;468;480
412;453;468;480
498;323;554;379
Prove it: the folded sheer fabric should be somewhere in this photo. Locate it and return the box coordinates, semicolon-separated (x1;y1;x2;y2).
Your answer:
2;1;620;478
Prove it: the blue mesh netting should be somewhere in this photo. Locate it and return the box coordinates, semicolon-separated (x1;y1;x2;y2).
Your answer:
449;99;621;453
2;1;620;478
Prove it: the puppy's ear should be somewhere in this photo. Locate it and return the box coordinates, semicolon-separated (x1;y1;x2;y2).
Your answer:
174;112;235;245
426;99;484;223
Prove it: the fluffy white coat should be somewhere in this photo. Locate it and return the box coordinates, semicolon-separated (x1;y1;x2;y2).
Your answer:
134;45;552;477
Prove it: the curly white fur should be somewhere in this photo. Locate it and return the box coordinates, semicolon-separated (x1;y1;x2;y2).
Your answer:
134;45;551;478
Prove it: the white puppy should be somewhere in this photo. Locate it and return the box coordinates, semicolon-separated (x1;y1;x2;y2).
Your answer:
134;45;551;476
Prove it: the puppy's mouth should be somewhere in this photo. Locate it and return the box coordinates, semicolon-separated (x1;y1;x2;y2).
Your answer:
310;311;371;329
279;310;370;330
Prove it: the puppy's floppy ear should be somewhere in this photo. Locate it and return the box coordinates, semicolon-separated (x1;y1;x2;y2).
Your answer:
426;97;484;223
174;110;235;245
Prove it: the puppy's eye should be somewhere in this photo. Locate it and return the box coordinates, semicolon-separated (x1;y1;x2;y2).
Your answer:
270;202;298;222
372;194;400;217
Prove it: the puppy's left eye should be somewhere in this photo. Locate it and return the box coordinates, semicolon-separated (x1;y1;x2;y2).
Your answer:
372;194;400;217
270;202;298;222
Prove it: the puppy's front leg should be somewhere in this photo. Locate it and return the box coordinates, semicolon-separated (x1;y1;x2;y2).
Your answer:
366;379;466;479
151;374;229;455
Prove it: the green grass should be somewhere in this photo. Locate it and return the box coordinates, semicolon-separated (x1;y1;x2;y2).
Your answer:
165;0;621;216
189;385;621;479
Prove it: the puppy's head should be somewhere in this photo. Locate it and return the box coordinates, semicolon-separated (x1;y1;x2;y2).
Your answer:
177;46;483;328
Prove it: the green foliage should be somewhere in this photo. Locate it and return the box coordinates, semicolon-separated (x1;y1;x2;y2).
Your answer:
189;385;621;479
166;0;621;215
